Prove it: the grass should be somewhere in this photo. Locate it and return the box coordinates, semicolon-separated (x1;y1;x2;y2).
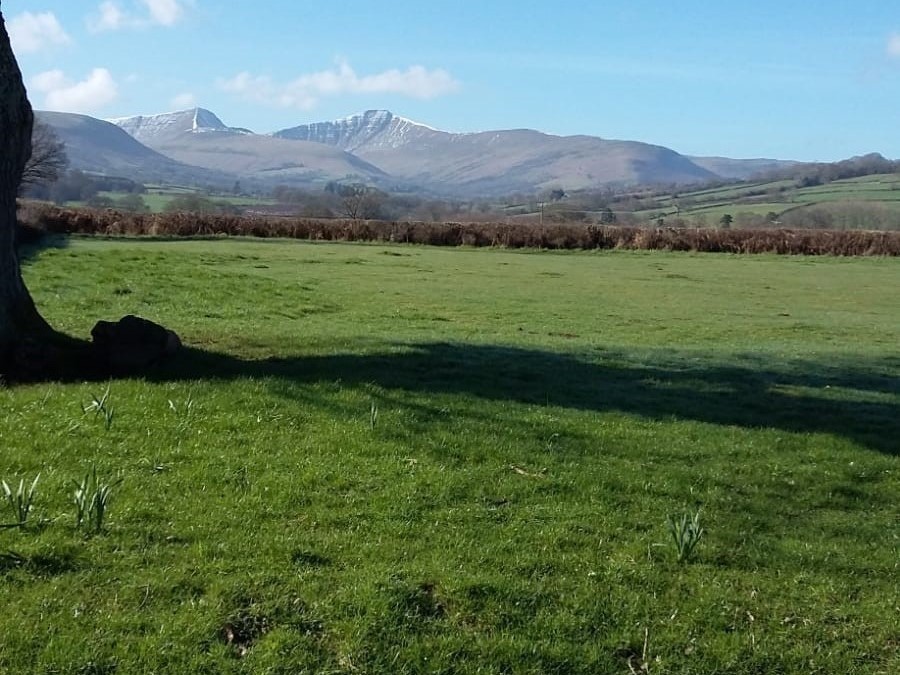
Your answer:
69;188;276;213
2;237;898;673
630;173;900;224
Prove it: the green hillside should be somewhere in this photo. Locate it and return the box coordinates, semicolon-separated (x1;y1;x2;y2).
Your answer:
627;173;900;228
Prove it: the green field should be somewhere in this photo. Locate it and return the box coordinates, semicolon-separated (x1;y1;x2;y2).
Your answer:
71;186;276;213
628;173;900;225
2;238;898;673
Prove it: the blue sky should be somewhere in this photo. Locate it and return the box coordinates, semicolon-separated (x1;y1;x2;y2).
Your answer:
5;0;900;160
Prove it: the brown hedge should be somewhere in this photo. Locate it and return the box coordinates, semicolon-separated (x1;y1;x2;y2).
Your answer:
18;202;900;256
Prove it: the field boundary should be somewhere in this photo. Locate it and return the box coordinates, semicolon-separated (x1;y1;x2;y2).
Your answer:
18;202;900;256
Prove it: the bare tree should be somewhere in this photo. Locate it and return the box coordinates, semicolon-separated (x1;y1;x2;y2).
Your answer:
0;7;55;372
339;184;384;221
19;119;68;194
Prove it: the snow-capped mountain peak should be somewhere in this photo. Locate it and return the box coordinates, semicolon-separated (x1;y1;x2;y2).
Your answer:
110;107;252;146
272;110;443;152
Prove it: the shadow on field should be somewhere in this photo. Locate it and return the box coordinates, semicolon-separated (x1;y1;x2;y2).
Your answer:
16;228;70;263
155;342;900;456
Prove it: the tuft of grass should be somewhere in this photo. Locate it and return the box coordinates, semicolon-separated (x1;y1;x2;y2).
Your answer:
82;386;114;431
369;399;378;430
72;466;122;533
1;473;40;528
666;510;704;563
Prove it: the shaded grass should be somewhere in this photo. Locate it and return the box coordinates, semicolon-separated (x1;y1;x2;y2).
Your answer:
0;238;897;673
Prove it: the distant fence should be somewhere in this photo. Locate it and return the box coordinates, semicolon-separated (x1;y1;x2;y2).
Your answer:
17;202;900;256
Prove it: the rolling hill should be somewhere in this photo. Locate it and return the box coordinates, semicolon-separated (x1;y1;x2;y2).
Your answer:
274;110;719;195
35;110;233;187
688;156;798;180
39;107;818;197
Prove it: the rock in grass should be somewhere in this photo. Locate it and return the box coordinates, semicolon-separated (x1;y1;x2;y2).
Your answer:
90;315;181;374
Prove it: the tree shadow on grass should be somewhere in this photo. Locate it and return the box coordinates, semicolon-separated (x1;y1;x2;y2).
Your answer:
16;227;69;263
152;342;900;457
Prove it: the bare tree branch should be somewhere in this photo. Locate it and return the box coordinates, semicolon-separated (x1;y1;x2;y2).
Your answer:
339;184;384;221
20;120;68;193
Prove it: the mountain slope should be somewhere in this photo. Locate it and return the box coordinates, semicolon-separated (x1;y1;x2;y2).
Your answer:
273;110;439;153
36;110;233;186
689;156;799;180
108;108;252;146
112;108;388;187
48;107;802;196
275;110;717;195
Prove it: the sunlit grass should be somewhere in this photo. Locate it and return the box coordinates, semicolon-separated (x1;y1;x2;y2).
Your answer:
1;237;897;673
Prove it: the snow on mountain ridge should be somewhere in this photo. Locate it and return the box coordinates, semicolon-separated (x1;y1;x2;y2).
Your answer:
272;110;444;152
97;106;733;195
331;110;440;132
392;114;442;133
110;108;252;145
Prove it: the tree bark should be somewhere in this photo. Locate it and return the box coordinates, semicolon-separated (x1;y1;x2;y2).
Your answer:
0;7;54;372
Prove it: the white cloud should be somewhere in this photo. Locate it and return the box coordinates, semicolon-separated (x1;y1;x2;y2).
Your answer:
88;0;188;32
89;1;128;32
170;92;197;108
218;60;461;110
888;33;900;58
140;0;184;26
8;11;72;53
31;68;119;113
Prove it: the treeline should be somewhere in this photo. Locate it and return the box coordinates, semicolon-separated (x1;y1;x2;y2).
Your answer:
715;203;900;231
23;170;144;204
17;202;900;256
553;154;900;223
758;153;900;187
270;183;501;222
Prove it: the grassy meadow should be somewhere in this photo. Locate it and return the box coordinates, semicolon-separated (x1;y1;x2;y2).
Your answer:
69;185;276;213
1;237;898;673
631;173;900;225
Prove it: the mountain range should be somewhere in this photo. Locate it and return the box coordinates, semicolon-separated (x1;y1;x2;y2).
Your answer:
36;107;797;197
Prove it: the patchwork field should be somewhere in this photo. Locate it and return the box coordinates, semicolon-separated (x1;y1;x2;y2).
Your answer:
69;185;276;213
2;237;898;673
631;173;900;226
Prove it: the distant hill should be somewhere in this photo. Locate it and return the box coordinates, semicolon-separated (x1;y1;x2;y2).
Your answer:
108;107;253;146
110;108;388;188
272;110;438;152
688;156;799;180
754;152;899;184
39;106;840;198
274;110;718;195
35;110;232;187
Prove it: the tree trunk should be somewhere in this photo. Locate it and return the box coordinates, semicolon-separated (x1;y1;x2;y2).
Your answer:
0;8;54;373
